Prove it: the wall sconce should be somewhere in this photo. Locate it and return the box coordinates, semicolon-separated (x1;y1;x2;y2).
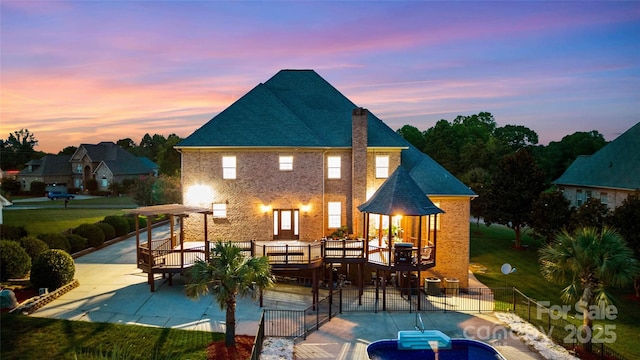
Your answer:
300;204;311;214
260;204;272;213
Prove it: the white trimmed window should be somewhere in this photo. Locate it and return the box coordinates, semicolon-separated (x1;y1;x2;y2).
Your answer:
327;156;341;179
328;202;341;228
212;203;227;218
600;193;608;205
222;156;236;179
376;155;389;178
279;155;293;171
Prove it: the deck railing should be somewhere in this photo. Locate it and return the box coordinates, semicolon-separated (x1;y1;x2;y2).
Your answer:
138;239;435;270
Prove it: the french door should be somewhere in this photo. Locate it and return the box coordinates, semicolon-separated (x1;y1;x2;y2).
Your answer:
273;209;299;240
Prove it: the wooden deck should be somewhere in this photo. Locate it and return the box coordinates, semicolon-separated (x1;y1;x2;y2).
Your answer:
137;239;435;275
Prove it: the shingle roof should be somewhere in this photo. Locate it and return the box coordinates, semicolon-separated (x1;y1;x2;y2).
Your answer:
18;155;71;176
179;69;475;197
358;166;444;216
178;70;407;148
553;122;640;190
78;142;154;176
402;145;476;196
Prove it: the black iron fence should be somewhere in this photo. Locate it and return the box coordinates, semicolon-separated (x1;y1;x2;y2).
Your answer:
251;286;628;360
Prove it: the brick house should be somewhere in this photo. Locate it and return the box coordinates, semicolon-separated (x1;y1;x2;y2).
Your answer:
17;141;157;193
553;122;639;210
69;142;157;191
176;70;476;288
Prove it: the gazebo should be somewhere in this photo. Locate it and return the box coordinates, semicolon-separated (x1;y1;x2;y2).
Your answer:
358;166;444;303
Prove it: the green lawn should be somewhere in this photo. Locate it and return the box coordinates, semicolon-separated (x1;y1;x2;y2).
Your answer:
3;196;138;235
0;314;216;359
469;223;640;359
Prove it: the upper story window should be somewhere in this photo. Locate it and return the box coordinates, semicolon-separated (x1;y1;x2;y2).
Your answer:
76;165;82;173
600;193;608;205
376;155;389;178
213;203;227;218
576;189;584;206
222;156;236;179
327;156;341;179
279;155;293;171
328;201;341;228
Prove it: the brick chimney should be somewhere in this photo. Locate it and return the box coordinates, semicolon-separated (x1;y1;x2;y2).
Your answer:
352;108;368;236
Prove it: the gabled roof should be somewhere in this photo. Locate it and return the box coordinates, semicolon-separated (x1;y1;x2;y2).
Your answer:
18;155;71;176
74;141;122;162
178;70;407;148
358;167;444;216
553;122;640;190
73;142;154;176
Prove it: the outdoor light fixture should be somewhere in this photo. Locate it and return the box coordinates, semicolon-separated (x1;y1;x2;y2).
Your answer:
300;204;311;214
184;184;214;207
261;204;272;213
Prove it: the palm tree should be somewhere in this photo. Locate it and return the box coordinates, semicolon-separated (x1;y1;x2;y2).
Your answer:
539;227;638;351
186;241;274;346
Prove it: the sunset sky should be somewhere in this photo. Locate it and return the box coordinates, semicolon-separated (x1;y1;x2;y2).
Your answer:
1;1;638;154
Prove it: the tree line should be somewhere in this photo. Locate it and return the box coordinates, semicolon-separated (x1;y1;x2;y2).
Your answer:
397;112;639;298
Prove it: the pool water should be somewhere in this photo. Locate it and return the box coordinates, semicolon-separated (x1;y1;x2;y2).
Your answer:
367;338;507;360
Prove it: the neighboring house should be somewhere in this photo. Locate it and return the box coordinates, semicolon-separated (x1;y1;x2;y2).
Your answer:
17;155;73;193
70;142;158;191
176;70;476;288
553;122;640;210
17;142;157;192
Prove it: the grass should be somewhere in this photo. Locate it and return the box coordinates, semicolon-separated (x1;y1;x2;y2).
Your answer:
0;313;217;359
469;223;640;359
3;196;138;235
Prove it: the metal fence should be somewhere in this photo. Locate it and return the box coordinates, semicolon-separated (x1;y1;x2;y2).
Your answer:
252;286;628;360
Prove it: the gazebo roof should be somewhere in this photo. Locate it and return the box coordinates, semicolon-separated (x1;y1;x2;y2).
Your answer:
357;167;444;216
125;204;212;216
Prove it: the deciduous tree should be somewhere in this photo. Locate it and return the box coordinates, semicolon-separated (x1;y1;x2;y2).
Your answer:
484;149;546;248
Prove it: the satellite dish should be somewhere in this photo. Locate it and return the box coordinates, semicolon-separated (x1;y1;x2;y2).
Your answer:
501;263;514;275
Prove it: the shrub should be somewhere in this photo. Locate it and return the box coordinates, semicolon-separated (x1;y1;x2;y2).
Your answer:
73;223;105;248
67;234;88;253
102;215;130;237
30;249;75;291
37;233;71;253
19;236;49;260
0;224;28;241
95;222;116;241
0;240;32;281
125;215;147;231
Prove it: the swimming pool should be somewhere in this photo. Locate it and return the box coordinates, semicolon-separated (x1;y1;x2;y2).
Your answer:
367;331;507;360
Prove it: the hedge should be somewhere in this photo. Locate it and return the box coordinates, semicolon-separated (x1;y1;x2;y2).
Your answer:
19;236;50;260
102;216;130;237
37;233;71;254
30;249;75;291
0;240;31;281
73;224;105;248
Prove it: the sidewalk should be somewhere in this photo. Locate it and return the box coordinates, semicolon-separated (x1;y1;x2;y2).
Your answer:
31;223;542;359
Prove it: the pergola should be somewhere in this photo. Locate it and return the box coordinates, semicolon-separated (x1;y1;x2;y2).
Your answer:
125;204;213;292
